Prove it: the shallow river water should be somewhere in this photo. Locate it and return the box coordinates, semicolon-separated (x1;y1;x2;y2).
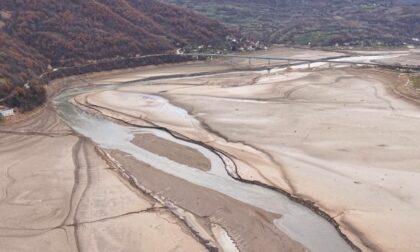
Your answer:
53;80;356;252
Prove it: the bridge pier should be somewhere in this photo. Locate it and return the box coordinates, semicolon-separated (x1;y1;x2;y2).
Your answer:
308;63;311;69
268;59;271;66
248;57;251;65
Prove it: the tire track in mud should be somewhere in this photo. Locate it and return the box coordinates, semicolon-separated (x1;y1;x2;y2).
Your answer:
67;137;98;252
68;138;85;252
0;107;77;244
0;129;73;137
370;84;395;110
0;161;18;205
70;208;166;227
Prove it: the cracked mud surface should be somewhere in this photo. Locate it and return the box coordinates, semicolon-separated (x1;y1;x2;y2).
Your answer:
0;107;208;252
82;66;420;252
109;150;305;252
2;48;420;252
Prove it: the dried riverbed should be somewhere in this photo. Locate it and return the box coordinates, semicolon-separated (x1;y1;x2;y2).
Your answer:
73;53;420;251
2;47;419;252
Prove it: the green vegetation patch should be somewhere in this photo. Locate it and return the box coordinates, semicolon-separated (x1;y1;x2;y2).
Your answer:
293;31;335;45
411;76;420;89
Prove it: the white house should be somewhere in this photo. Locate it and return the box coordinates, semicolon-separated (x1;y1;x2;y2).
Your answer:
0;107;14;118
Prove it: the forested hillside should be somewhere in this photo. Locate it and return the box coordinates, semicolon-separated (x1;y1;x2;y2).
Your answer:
0;0;233;111
162;0;420;46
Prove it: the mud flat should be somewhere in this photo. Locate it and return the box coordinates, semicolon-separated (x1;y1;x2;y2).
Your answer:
81;63;420;251
2;47;419;252
58;83;355;252
132;133;211;171
0;107;208;251
109;150;305;252
56;87;316;251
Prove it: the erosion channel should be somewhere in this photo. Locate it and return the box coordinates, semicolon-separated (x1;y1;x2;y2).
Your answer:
54;76;355;252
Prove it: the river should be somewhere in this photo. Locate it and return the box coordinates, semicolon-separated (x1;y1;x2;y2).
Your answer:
53;74;356;252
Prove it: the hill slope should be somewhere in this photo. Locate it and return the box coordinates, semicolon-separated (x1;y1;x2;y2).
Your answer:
161;0;420;46
0;0;234;111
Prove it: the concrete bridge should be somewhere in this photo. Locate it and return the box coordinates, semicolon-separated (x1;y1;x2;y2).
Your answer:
184;53;419;71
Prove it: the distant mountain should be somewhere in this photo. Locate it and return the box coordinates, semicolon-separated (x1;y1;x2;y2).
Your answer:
161;0;420;46
0;0;234;111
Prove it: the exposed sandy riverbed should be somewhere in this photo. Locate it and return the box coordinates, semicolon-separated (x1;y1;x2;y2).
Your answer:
132;133;211;171
109;149;305;252
1;47;419;252
0;107;208;251
79;63;420;251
